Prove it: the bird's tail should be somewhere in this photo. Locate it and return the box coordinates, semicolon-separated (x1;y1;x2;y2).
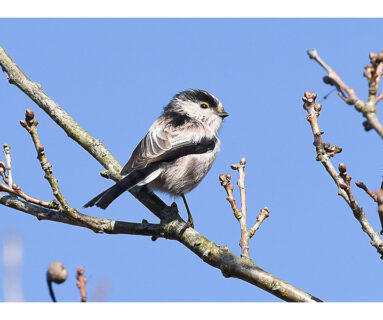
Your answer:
83;183;127;209
83;166;162;210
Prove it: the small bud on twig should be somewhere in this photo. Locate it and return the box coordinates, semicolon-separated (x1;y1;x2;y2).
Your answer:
338;163;347;174
76;266;87;302
25;108;35;124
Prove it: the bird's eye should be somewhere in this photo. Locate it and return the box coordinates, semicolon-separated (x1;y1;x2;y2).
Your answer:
200;102;209;109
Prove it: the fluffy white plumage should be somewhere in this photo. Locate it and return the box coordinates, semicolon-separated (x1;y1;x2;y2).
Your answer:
84;89;228;213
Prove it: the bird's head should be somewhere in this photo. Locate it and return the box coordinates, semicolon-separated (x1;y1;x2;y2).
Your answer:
164;89;228;133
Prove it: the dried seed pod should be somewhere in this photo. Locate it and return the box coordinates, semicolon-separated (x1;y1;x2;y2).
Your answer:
47;261;68;284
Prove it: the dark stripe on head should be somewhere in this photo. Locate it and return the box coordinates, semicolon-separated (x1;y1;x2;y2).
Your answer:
173;89;219;108
163;89;220;127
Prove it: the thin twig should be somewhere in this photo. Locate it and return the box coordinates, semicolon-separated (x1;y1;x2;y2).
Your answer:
307;49;361;105
219;173;241;219
0;181;54;207
355;181;377;202
377;189;383;235
231;158;249;258
308;49;383;140
0;161;8;184
3;144;13;188
20;109;110;231
220;158;270;259
302;91;383;258
76;267;87;302
248;207;270;238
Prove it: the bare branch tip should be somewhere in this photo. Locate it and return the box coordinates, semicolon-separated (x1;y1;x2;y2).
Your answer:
307;49;318;59
355;181;365;189
3;144;11;153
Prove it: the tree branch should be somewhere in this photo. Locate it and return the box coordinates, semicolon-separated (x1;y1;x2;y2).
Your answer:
302;91;383;258
0;193;166;237
220;158;270;259
307;49;383;139
0;44;322;302
3;144;13;187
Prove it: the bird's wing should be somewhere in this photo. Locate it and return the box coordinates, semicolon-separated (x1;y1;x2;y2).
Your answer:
121;117;216;176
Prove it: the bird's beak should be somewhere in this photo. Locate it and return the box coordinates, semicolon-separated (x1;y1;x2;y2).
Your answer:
217;111;229;118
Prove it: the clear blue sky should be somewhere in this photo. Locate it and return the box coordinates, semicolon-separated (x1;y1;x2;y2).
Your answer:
1;18;383;302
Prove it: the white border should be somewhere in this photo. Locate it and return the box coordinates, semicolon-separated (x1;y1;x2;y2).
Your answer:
1;0;383;17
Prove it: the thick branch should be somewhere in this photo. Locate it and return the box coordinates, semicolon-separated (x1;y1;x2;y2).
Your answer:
302;91;383;258
0;192;321;302
0;193;166;237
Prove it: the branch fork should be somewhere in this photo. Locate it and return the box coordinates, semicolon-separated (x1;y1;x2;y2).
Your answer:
308;49;383;139
220;158;270;259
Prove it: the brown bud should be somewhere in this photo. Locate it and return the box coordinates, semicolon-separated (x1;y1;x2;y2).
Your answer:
47;261;68;284
304;91;317;101
376;51;383;63
25;109;35;121
219;174;225;182
314;103;322;112
355;181;365;189
77;266;85;276
225;173;231;180
20;120;27;128
369;51;375;60
338;163;347;173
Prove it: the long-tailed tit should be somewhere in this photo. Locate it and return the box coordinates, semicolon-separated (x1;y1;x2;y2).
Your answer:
84;89;228;227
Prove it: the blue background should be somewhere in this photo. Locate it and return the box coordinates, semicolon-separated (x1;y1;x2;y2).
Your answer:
1;19;383;302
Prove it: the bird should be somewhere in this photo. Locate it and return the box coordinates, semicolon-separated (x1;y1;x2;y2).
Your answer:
83;89;229;228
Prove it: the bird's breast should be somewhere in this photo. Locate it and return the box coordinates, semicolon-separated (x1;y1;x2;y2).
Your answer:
150;140;220;195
